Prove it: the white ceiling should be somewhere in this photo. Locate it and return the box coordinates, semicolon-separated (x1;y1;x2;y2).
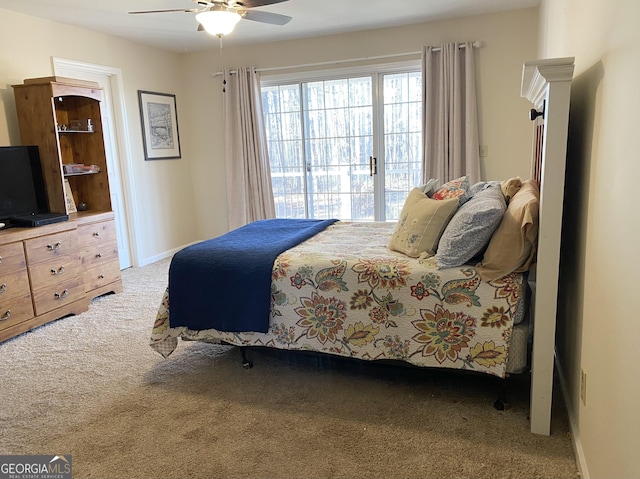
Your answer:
0;0;540;53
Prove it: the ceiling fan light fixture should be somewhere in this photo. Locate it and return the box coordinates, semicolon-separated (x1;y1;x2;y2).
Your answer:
196;9;242;36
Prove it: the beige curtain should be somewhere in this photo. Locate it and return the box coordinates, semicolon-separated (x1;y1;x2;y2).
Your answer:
224;66;276;230
422;42;481;184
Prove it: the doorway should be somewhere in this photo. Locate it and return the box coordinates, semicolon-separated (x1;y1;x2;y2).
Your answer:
52;57;138;269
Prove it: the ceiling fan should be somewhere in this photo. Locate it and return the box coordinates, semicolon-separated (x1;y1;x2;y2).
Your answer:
129;0;292;36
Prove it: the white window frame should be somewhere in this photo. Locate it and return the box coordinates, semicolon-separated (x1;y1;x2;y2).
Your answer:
261;60;421;221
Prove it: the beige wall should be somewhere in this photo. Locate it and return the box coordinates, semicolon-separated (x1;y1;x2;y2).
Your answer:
0;8;198;266
183;8;539;239
539;1;640;478
0;7;540;260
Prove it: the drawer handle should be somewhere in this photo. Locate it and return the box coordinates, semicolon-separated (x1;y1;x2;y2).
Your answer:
95;253;102;258
93;232;100;237
0;256;3;264
47;242;62;250
50;266;66;275
0;283;6;294
54;289;69;299
1;310;10;321
98;274;105;279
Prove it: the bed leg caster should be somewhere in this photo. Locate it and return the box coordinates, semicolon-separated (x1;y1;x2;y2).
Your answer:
240;348;253;369
493;378;510;411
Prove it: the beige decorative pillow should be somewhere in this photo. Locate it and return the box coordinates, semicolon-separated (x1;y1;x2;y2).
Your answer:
476;180;540;281
500;177;523;204
388;189;459;258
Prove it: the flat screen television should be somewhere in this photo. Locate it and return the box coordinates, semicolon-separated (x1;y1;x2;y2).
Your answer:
0;146;50;226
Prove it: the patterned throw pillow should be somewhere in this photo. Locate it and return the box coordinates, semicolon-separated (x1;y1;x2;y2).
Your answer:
388;188;459;258
431;176;471;205
417;178;440;196
435;185;507;269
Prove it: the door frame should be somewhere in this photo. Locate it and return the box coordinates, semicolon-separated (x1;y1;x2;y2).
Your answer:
52;57;141;268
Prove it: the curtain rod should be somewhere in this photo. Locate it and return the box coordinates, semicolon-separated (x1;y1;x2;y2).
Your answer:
212;40;482;77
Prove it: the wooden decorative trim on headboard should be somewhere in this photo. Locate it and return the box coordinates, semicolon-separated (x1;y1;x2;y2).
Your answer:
520;57;574;435
528;99;547;186
532;118;544;185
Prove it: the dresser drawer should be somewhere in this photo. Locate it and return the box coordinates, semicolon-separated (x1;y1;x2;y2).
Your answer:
28;254;83;291
0;293;35;332
0;242;27;275
81;240;119;269
83;259;121;292
24;229;78;265
32;276;85;316
78;221;117;248
0;269;32;302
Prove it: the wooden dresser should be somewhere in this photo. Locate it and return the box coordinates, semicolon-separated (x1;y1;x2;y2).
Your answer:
0;212;122;343
78;215;122;296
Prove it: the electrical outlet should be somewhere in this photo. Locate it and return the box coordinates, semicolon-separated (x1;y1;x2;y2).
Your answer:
580;369;587;406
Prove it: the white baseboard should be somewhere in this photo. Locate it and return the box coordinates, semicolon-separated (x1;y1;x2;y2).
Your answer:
137;241;201;268
555;353;590;479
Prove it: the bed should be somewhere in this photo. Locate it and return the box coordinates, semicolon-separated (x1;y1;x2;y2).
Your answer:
152;219;531;376
150;57;574;436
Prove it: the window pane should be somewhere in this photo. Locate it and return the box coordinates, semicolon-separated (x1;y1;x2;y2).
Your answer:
349;77;372;107
383;72;423;220
305;82;325;110
384;74;409;104
408;72;422;102
408;102;421;133
325;108;348;138
306;110;326;138
349;106;373;137
385;103;409;134
408;132;422;162
281;112;301;140
323;79;348;109
279;84;300;112
307;138;328;168
261;87;280;115
262;85;305;219
272;168;306;218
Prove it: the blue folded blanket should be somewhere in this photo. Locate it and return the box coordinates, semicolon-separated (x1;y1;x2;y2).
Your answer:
168;218;338;333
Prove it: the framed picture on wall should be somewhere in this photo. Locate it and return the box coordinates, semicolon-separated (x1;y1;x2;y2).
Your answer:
138;90;181;160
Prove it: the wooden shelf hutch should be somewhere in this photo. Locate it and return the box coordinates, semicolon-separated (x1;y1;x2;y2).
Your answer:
0;77;123;343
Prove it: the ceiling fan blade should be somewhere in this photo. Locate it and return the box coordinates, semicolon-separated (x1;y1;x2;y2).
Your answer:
242;9;291;25
128;8;201;14
237;0;289;8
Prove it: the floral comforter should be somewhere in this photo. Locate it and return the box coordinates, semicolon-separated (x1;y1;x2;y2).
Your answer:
150;222;526;378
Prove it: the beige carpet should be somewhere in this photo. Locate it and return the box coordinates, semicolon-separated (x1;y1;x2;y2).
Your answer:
0;258;579;479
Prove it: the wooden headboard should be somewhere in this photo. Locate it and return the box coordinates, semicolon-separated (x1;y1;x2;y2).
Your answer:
520;57;575;435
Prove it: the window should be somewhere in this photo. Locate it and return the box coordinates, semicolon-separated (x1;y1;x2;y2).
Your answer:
262;67;422;221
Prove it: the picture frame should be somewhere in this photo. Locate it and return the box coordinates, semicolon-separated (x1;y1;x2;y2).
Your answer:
138;90;181;160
